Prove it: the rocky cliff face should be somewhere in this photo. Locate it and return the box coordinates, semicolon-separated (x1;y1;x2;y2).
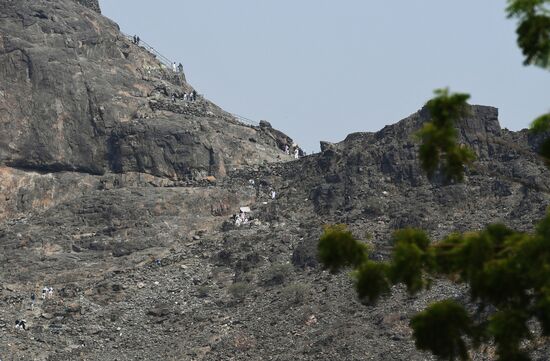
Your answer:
0;0;289;178
0;0;296;219
1;1;549;360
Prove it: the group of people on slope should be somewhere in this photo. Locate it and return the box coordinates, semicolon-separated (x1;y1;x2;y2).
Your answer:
14;319;27;330
132;34;184;75
233;186;277;227
171;89;198;103
184;90;197;102
172;62;184;74
284;144;301;159
132;34;304;162
14;286;55;332
234;210;249;226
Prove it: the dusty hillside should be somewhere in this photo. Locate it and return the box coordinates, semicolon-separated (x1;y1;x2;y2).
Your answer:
1;1;549;360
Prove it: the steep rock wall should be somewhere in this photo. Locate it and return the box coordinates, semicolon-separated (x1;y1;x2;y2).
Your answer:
0;0;290;180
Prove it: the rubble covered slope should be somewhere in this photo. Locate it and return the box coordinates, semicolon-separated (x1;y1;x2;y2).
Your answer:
1;0;550;360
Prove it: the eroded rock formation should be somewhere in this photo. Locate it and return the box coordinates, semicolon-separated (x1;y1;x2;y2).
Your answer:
1;1;549;360
0;0;297;219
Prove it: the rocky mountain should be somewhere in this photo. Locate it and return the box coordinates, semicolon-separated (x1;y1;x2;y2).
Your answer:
1;1;549;360
0;0;296;221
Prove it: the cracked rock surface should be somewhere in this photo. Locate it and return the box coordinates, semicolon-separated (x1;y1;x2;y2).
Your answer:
1;1;550;360
0;0;292;183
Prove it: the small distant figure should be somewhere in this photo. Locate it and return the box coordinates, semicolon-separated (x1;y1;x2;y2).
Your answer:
30;293;36;309
305;314;317;326
155;259;161;266
284;144;289;155
171;93;176;103
177;63;184;73
41;287;47;300
47;287;53;299
192;90;197;102
172;62;177;72
15;319;26;330
271;190;276;200
238;211;248;224
133;35;140;45
294;148;299;159
183;93;188;101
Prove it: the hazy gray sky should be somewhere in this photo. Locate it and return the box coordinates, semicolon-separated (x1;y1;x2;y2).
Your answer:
100;0;548;153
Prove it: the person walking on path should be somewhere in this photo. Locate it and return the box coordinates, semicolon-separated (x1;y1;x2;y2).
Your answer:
15;320;26;330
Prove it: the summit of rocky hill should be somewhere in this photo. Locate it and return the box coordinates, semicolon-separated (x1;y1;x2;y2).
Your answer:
1;1;549;360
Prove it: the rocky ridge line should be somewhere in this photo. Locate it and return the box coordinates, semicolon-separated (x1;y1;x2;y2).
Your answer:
1;1;550;360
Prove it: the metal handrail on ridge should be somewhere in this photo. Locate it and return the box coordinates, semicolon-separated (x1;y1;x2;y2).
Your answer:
231;113;259;126
121;32;261;127
121;32;174;68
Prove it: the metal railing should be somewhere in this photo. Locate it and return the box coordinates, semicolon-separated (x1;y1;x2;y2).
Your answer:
120;33;261;128
231;113;259;126
121;32;175;69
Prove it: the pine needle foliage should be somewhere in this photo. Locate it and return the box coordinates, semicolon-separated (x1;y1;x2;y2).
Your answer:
317;224;369;273
507;0;550;68
416;88;476;182
318;212;550;360
410;300;473;361
352;261;391;304
530;113;550;134
531;113;550;164
318;2;550;360
389;228;434;294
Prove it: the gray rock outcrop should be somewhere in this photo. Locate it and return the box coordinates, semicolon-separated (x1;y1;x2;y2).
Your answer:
1;1;549;360
0;0;288;179
0;0;297;219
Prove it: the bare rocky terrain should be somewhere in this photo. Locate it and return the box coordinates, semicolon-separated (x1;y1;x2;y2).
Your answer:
1;1;549;360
